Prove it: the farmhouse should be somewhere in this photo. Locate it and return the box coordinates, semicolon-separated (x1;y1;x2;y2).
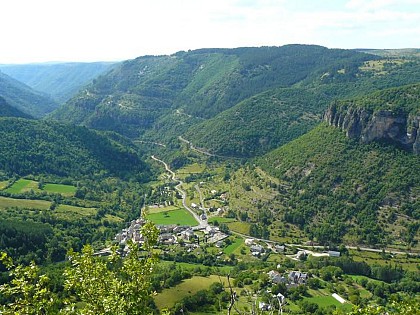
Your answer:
328;250;341;257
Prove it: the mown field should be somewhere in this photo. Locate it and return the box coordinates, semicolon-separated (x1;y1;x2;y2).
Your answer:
43;183;76;196
0;196;51;210
146;208;198;226
3;178;77;197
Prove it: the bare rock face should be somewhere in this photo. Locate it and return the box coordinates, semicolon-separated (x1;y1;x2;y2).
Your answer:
324;105;420;154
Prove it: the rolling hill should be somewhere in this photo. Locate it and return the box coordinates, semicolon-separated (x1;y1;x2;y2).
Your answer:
0;62;115;103
0;117;150;179
0;71;58;117
49;45;376;138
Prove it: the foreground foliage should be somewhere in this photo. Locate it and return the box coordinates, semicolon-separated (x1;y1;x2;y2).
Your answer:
0;222;159;315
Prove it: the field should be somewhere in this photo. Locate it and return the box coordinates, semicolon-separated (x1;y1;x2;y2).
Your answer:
43;183;77;196
146;205;180;214
146;208;198;226
154;275;228;310
0;196;51;210
349;250;419;271
54;204;97;220
0;181;8;190
208;216;236;224
226;221;251;234
5;179;39;194
224;237;244;255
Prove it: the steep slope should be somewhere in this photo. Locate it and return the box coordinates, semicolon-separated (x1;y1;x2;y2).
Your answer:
183;56;420;158
254;123;420;247
50;45;375;138
324;83;420;154
0;117;150;179
0;96;32;118
0;62;115;103
0;71;58;117
184;87;328;157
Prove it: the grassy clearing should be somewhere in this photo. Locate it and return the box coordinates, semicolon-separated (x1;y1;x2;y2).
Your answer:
0;181;9;190
304;295;348;309
146;205;180;214
154;275;228;310
224;237;244;255
208;216;236;224
6;179;39;194
104;214;123;223
54;204;97;220
43;183;76;196
227;221;251;235
146;208;198;226
0;196;51;210
349;250;419;271
177;163;206;174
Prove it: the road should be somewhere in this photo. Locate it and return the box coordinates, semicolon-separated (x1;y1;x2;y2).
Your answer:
151;155;419;257
151;155;208;230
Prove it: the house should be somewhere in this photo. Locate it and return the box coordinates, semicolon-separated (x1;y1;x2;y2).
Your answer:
274;245;285;253
245;238;255;246
250;244;264;256
258;302;271;311
288;271;308;285
159;233;176;245
276;293;285;304
180;229;195;241
328;250;341;257
267;270;286;284
191;203;197;208
296;250;307;260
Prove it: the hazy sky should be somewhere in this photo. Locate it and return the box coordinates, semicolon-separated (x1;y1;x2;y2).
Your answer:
2;0;420;64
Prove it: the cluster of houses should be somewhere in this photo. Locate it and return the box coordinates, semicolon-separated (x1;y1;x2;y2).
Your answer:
267;269;309;289
114;218;228;250
245;238;285;257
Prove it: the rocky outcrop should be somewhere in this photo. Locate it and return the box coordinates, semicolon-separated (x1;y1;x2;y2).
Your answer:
324;105;420;154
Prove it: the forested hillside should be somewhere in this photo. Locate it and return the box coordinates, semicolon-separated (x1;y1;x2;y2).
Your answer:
50;45;375;138
255;123;419;247
49;45;420;160
0;117;150;179
0;96;32;118
184;58;420;157
0;71;58;117
0;62;115;103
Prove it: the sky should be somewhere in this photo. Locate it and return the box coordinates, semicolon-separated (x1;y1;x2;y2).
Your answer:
1;0;420;64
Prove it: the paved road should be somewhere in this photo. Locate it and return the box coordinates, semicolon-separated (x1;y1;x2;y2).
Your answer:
150;155;419;257
151;155;208;230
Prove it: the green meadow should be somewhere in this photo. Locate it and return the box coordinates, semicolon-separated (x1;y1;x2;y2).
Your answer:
43;183;77;196
146;208;198;226
0;196;51;210
154;275;229;310
5;179;39;194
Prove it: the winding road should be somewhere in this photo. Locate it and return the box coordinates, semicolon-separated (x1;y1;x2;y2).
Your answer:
150;156;419;257
151;155;208;230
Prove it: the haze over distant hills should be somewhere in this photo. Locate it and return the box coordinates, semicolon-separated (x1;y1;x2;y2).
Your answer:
0;62;115;103
49;45;420;158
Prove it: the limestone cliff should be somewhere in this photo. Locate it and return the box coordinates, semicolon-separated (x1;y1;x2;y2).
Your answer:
324;104;420;154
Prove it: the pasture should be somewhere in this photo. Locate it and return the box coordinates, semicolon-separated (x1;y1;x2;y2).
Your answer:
0;196;51;210
154;275;228;310
43;183;77;196
54;204;97;220
0;181;8;190
5;179;39;194
146;208;198;226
